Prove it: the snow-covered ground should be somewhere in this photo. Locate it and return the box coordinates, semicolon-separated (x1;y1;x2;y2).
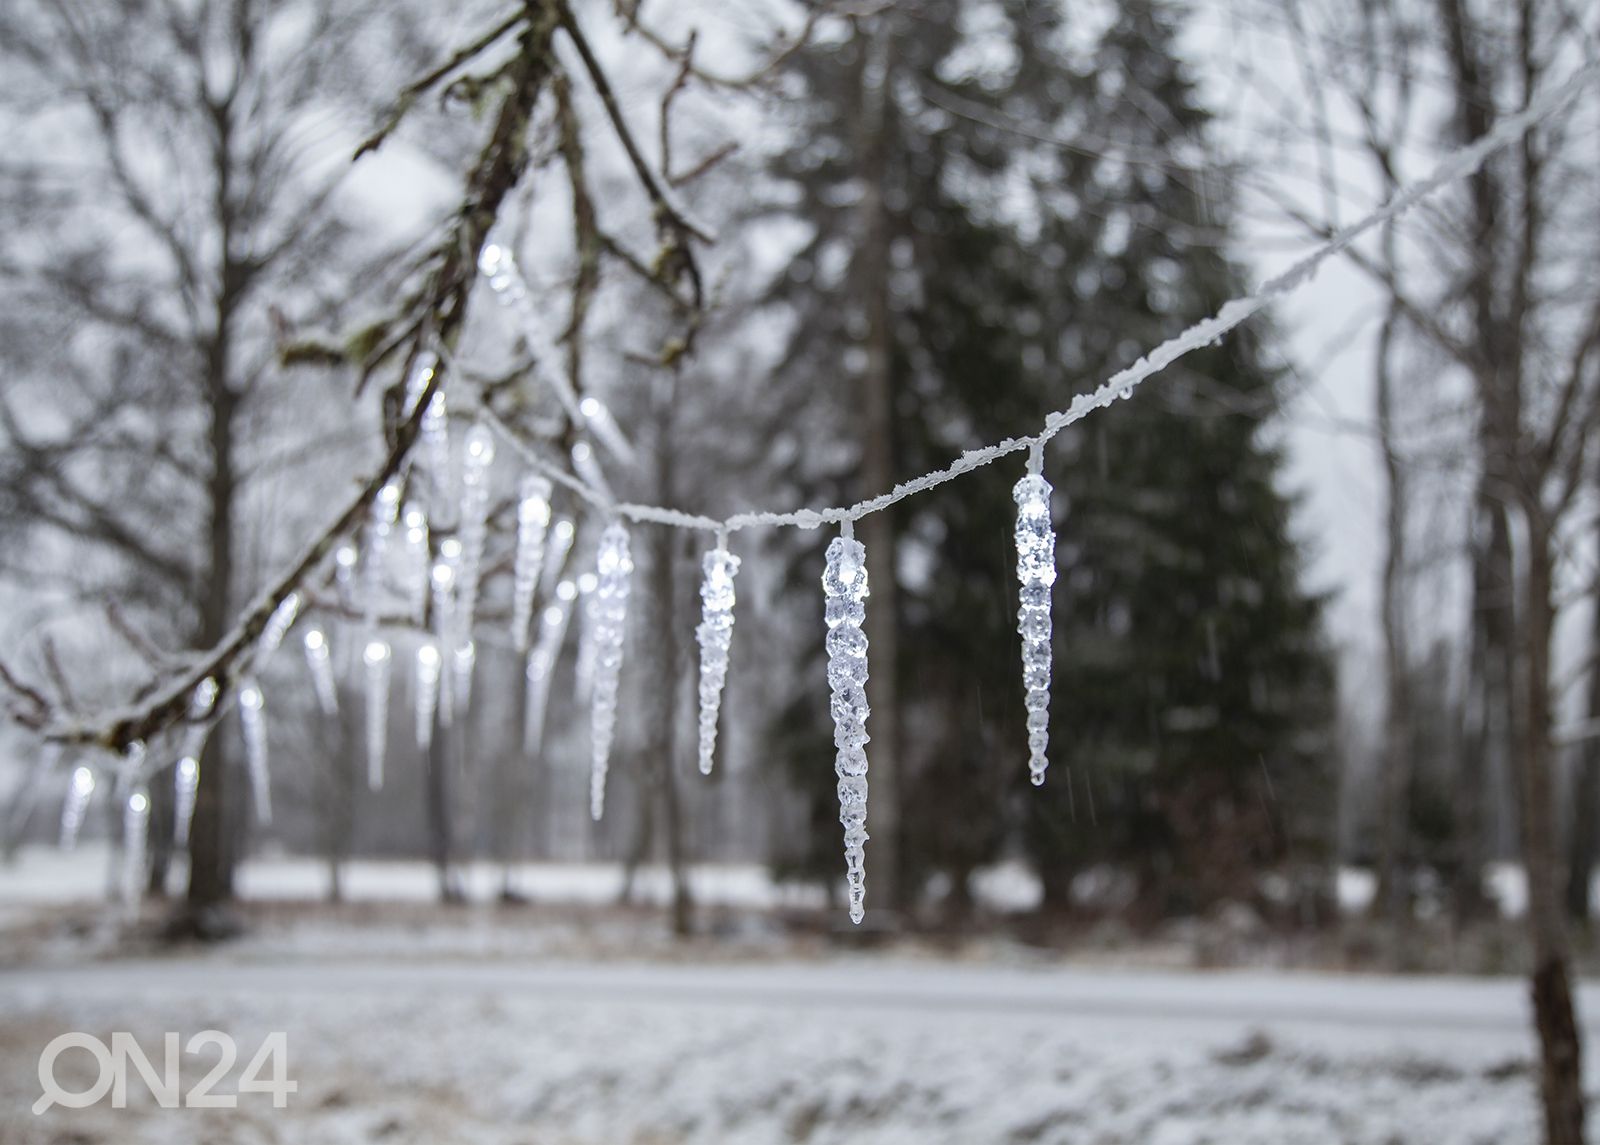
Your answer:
0;951;1577;1144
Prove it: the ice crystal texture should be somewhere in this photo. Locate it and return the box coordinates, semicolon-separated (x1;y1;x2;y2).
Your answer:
512;475;553;652
695;547;740;776
1013;473;1057;785
823;535;871;924
589;523;633;820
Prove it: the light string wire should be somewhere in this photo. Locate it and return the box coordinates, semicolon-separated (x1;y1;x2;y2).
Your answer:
28;54;1600;754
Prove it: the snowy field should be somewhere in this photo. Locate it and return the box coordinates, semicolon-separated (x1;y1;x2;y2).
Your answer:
0;846;1588;1143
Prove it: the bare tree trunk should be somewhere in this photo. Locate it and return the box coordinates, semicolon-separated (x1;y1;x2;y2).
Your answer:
1517;515;1586;1144
1565;574;1600;923
855;19;901;917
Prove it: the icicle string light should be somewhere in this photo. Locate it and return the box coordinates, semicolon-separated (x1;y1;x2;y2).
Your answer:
589;522;633;820
122;786;149;913
415;643;441;750
512;474;553;652
456;423;496;652
59;765;96;850
823;531;871;924
258;591;301;658
239;679;271;825
695;546;740;776
403;504;431;623
366;481;401;631
1014;449;1057;786
524;585;576;755
302;628;340;716
173;755;200;847
364;640;392;790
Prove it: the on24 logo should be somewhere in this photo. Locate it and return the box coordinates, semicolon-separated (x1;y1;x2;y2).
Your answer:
34;1030;296;1114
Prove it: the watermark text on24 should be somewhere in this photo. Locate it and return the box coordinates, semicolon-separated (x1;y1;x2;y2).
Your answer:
34;1030;296;1114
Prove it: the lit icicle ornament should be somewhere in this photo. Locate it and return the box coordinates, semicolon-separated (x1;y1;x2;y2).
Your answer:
334;543;359;607
1013;450;1057;785
173;756;200;847
403;503;430;623
364;640;392;790
541;518;576;596
452;642;477;716
573;571;599;704
259;591;301;658
695;544;740;775
122;786;150;913
239;679;272;824
59;765;96;850
418;366;451;507
524;582;576;754
432;542;459;726
366;481;401;630
179;675;220;763
511;474;553;652
823;528;871;924
589;523;634;820
302;628;339;716
455;423;495;646
414;643;441;749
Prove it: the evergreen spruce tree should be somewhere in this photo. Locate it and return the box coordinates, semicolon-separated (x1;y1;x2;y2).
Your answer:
764;0;1335;919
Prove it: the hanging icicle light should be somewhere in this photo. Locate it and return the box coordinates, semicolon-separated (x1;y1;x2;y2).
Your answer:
122;786;150;913
173;755;200;848
420;378;451;508
366;481;402;630
524;582;576;754
589;523;633;820
541;518;576;595
302;628;340;716
334;542;359;606
404;349;438;415
414;643;441;750
695;543;740;776
259;591;302;658
511;474;553;652
574;571;599;704
452;641;477;716
823;526;871;924
364;640;392;790
180;676;219;763
403;503;430;623
570;441;612;502
1013;447;1057;786
432;543;459;727
455;422;495;648
577;395;637;467
59;765;96;850
238;679;271;825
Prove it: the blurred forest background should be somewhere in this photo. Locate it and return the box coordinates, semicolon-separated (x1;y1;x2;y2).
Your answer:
0;0;1597;991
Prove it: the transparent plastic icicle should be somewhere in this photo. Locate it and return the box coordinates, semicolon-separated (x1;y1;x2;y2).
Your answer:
1014;452;1057;785
432;543;459;727
179;676;219;762
823;529;871;924
589;523;633;820
366;481;401;630
541;518;576;596
695;544;740;775
512;474;553;652
239;679;272;825
122;786;149;914
259;591;301;658
574;572;599;704
414;643;441;749
334;542;359;607
403;503;430;623
364;640;392;790
456;423;495;645
173;755;200;847
524;583;575;754
302;628;339;716
59;765;96;850
576;395;637;468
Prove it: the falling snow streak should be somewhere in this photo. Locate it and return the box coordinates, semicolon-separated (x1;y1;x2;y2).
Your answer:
695;546;740;776
512;474;553;652
239;679;271;824
589;523;633;820
823;532;871;924
1013;466;1057;786
364;641;392;790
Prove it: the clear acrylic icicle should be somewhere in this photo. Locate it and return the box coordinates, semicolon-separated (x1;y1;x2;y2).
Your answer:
823;529;871;924
524;584;575;754
589;523;633;820
431;547;458;727
1014;452;1057;785
512;474;553;652
695;545;740;776
302;628;340;716
403;503;430;623
173;755;200;848
59;765;96;850
414;643;441;749
541;519;576;596
366;481;401;630
455;423;495;646
259;591;301;658
452;642;477;716
364;640;392;790
239;679;272;825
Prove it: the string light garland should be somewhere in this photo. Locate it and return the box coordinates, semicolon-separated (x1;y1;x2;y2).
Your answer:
19;56;1598;923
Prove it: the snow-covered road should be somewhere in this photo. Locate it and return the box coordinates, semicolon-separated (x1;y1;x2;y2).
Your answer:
2;952;1581;1144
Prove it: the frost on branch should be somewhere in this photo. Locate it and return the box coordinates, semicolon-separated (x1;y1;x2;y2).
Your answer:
695;546;740;776
589;522;633;821
823;533;871;924
1013;469;1057;786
